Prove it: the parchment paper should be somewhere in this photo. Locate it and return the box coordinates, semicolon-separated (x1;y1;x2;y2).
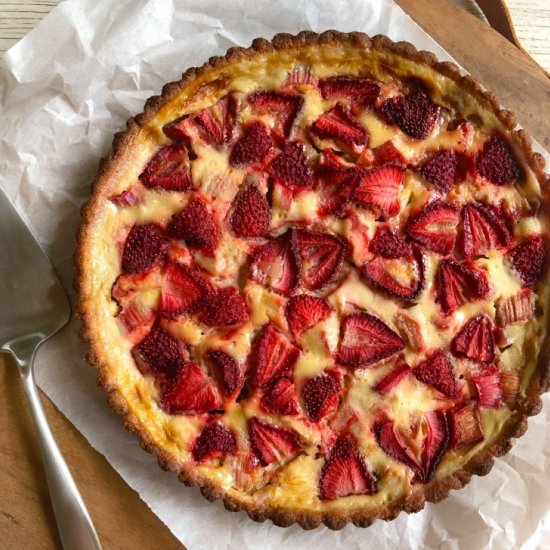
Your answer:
1;0;549;548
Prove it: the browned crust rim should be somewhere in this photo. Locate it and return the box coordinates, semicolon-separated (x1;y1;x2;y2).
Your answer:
74;30;550;531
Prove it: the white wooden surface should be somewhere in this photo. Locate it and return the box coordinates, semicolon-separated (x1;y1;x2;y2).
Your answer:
0;0;549;72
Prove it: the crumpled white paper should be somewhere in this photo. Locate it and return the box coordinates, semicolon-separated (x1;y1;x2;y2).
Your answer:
1;0;549;548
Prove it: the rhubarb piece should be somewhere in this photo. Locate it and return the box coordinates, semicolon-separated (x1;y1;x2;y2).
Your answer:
248;417;302;465
506;236;546;287
319;76;380;105
354;165;404;216
192;422;237;462
500;369;520;408
449;402;484;450
317;166;360;218
395;312;425;352
140;143;193;191
207;349;243;397
302;371;342;422
369;227;412;259
260;376;300;416
495;289;535;326
270;141;314;188
413;350;458;398
248;91;303;137
230;183;271;238
229;121;272;166
420;150;457;194
373;360;412;395
122;224;167;274
471;367;502;408
475;135;521;185
115;298;155;344
199;286;249;327
160;263;211;315
285;294;332;339
311;104;368;148
452;314;496;363
283;65;319;89
110;185;144;207
372;141;406;167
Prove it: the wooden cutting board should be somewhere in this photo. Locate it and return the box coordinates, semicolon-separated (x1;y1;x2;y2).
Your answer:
1;1;548;548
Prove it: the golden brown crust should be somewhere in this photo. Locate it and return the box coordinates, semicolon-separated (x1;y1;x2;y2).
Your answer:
75;30;550;530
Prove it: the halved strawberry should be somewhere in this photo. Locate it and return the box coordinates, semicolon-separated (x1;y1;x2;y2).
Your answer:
199;286;249;327
458;202;512;259
133;327;187;377
436;258;491;314
421;411;450;482
291;228;346;290
452;313;495;363
115;298;155;344
379;90;439;139
252;324;300;387
500;369;519;408
192;422;237;462
495;289;535;326
207;349;244;397
168;197;219;255
229;121;273;167
285;294;333;339
270;141;314;188
230;183;271;237
373;360;412;395
449;401;484;450
302;371;342;422
354;165;404;216
310;104;368;148
372;141;406;167
161;362;221;414
248;417;302;466
506;236;546;287
319;76;380;106
248;232;298;295
395;312;425;352
122;223;167;274
471;367;502;408
139;143;193;190
406;201;460;255
319;433;376;500
159;262;211;315
369;227;412;259
475;134;521;185
337;312;405;368
316;166;360;218
248;91;303;138
260;376;300;416
420;150;457;194
413;350;457;397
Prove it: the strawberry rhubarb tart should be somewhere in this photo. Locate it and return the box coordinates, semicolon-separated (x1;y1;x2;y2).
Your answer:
77;32;550;529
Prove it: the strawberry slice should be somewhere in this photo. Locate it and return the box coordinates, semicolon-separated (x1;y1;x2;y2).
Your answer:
248;417;302;465
372;141;406;167
140;143;194;191
337;312;405;368
413;350;458;397
199;286;249;327
115;298;155;344
161;362;221;414
302;371;342;422
395;312;425;353
291;228;346;291
270;141;314;188
316;166;360;218
471;367;502;408
406;201;460;255
248;232;299;295
506;236;546;287
260;376;300;416
436;258;490;314
207;349;243;397
285;294;333;339
168;197;219;255
354;165;404;216
122;223;167;274
192;422;237;462
500;369;519;408
458;202;512;259
421;411;451;482
229;121;273;167
252;324;300;387
379;90;439;139
248;91;303;138
230;182;271;237
452;313;495;363
319;76;380;106
133;327;187;377
369;227;413;259
449;402;484;450
495;289;535;326
373;360;412;395
475;134;521;185
319;433;376;500
420;150;457;194
311;104;368;149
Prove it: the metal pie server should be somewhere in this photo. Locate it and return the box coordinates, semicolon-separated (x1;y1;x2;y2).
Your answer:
0;186;101;550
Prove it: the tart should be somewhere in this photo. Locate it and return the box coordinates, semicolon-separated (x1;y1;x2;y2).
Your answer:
76;31;550;530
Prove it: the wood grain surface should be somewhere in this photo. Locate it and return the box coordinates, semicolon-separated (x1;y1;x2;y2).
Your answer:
0;1;549;549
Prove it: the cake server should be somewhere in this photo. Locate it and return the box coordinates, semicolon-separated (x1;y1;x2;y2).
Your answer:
0;185;101;550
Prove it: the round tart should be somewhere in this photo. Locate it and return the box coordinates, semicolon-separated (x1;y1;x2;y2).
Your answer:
77;31;550;529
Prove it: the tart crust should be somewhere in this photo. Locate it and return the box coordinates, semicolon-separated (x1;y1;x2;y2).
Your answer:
75;31;550;530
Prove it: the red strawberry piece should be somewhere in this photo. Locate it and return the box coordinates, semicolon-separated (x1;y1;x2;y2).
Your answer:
285;294;333;339
248;232;298;295
229;121;273;167
372;141;406;167
373;360;412;395
496;290;535;326
270;141;314;188
413;350;458;397
311;104;368;148
200;286;249;327
421;410;450;482
252;324;300;387
316;167;360;218
369;227;413;259
475;134;521;185
260;376;301;416
248;417;302;466
140;143;194;191
248;91;303;137
161;362;221;414
420;150;457;194
110;185;144;207
302;371;342;422
506;236;546;287
337;312;405;368
122;223;167;274
406;201;460;255
319;433;376;500
168;197;219;255
192;422;237;462
207;349;243;397
379;90;439;139
449;401;484;450
319;76;380;105
115;298;155;344
291;228;346;291
452;313;496;363
133;327;186;377
500;369;519;408
230;183;271;238
354;165;404;216
436;258;491;314
283;65;319;89
458;202;513;259
471;367;502;408
395;312;425;353
160;262;211;315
